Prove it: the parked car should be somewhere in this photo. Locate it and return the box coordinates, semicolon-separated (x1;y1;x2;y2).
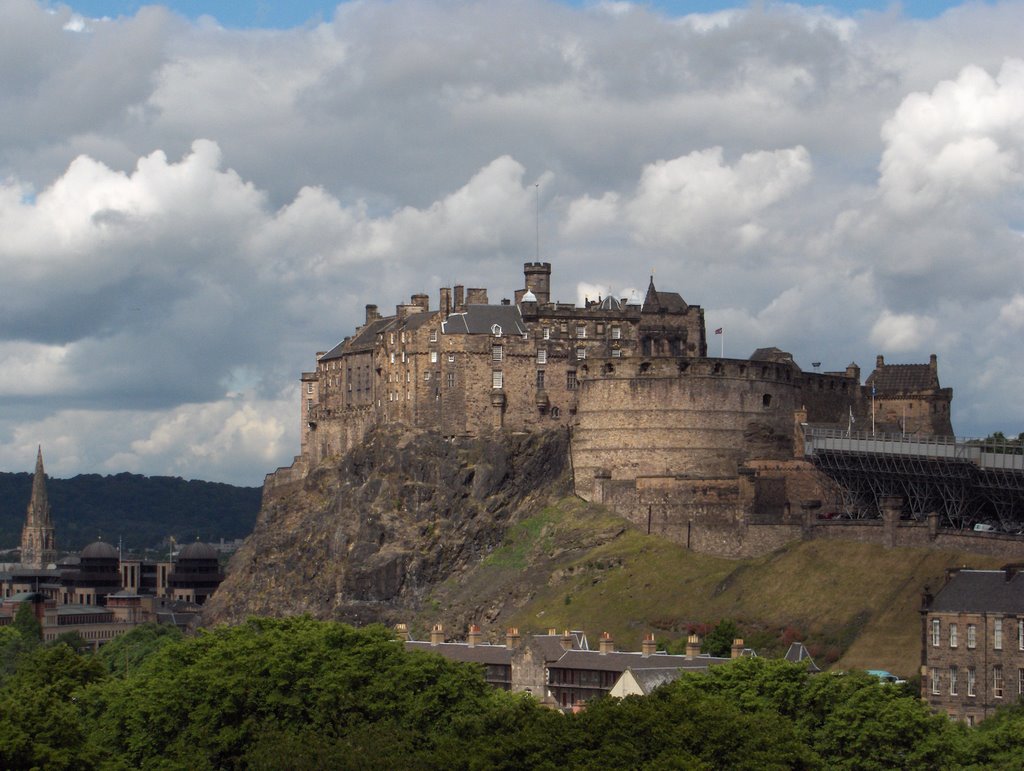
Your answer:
973;523;997;533
867;669;906;685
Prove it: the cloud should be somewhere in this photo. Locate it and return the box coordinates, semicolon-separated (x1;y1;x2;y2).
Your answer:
879;60;1024;215
869;310;939;352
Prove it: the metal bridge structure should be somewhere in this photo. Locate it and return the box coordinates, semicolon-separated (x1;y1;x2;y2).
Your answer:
803;427;1024;530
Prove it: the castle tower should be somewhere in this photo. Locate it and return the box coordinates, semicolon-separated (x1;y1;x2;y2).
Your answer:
20;446;57;569
523;262;551;305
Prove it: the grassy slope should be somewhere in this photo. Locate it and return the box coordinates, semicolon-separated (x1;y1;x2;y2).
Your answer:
427;496;1005;678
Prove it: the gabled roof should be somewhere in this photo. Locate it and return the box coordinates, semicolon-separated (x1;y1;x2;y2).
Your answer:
642;277;687;314
866;363;939;392
443;304;527;336
619;666;686;695
930;569;1024;614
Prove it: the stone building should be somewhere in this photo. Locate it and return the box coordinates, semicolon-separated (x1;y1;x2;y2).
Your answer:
920;567;1024;724
283;262;954;555
401;624;741;707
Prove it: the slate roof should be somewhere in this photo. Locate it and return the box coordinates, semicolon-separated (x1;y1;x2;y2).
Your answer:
642;278;688;314
750;347;797;366
930;569;1024;614
550;649;726;673
530;631;588;660
405;641;512;665
620;666;686;694
599;295;622;311
783;642;821;673
866;363;938;392
443;305;527;336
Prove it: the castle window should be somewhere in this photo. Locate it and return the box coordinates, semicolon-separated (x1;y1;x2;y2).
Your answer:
968;667;976;696
1018;620;1023;650
596;323;604;334
543;327;550;340
577;325;586;339
401;332;406;343
995;619;1003;650
390;333;394;344
611;326;621;340
949;666;958;696
561;322;568;333
401;351;406;363
950;623;958;648
492;344;503;363
430;330;438;342
576;347;586;360
995;666;1004;699
448;353;455;363
567;371;577;390
930;668;940;695
492;370;504;389
537;349;547;364
430;351;438;363
536;370;545;389
306;399;313;413
424;372;431;381
611;349;621;358
390;352;395;364
447;373;455;388
307;382;313;394
713;363;722;374
551;406;560;418
967;624;977;648
932;619;940;647
406;371;411;383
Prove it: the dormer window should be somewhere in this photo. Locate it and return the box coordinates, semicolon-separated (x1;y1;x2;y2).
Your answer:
491;323;502;337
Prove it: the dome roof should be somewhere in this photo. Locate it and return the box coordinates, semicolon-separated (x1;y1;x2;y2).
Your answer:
81;540;118;559
521;290;537;303
178;541;218;560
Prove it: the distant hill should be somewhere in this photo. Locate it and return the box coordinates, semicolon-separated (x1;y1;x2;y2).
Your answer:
0;471;262;552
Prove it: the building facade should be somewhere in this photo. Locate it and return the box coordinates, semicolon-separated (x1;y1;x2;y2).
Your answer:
920;567;1024;724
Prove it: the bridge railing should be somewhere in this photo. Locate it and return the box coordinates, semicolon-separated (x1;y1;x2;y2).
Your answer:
803;427;1024;472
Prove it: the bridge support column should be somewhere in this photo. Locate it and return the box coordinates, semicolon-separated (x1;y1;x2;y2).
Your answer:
881;496;903;548
927;511;939;541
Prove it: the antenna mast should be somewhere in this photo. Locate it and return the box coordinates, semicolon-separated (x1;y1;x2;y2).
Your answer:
535;183;540;260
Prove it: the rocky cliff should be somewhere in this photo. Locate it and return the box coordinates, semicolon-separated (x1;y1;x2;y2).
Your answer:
202;426;572;628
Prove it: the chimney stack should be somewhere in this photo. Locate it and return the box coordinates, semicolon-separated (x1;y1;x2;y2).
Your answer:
505;627;521;649
430;623;444;646
454;285;465;311
731;638;745;659
440;287;452;315
641;632;656;657
598;631;614;654
394;623;410;642
685;633;701;658
365;304;380;325
468;624;482;647
560;629;574;651
465;288;488;305
876;354;885;369
412;293;429;312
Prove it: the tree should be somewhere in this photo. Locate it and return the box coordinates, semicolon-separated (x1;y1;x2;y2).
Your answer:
12;603;41;644
702;618;740;657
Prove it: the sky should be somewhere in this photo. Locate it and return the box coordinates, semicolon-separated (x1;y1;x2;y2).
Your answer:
2;0;1023;486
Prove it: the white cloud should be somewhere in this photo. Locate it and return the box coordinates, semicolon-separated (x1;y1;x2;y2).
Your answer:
869;310;939;352
879;60;1024;215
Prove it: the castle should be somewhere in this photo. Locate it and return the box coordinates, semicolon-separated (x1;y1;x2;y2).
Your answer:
282;263;954;557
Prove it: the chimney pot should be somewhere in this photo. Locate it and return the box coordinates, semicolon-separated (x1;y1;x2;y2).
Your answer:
560;629;574;651
730;638;745;659
685;633;701;658
394;623;410;642
641;632;656;657
468;624;482;647
430;623;444;646
598;631;614;654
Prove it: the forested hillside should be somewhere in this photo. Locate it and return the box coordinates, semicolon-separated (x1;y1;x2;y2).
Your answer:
0;472;261;552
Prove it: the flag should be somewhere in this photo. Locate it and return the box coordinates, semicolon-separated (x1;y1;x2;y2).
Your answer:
714;327;723;335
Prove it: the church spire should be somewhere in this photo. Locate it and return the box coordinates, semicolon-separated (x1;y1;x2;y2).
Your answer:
21;446;56;569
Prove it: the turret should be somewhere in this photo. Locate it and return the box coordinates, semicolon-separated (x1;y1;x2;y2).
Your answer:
523;262;551;305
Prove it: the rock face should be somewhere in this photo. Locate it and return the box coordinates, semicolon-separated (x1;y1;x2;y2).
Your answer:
202;426;571;628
